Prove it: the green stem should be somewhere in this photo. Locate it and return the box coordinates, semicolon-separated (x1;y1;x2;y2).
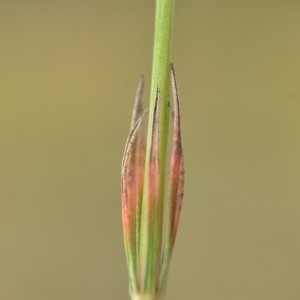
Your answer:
132;296;160;300
138;0;175;296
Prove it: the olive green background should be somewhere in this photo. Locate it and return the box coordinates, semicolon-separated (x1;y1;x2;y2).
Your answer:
1;1;300;299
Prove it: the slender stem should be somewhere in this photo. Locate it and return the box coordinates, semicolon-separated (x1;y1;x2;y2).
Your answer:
132;296;160;300
138;0;175;296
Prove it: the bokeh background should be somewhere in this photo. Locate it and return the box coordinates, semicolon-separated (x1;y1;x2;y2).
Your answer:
1;1;300;299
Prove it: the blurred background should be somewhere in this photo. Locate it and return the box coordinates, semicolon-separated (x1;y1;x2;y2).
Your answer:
1;1;300;299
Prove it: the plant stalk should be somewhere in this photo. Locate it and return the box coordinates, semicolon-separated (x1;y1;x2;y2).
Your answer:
138;0;175;297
